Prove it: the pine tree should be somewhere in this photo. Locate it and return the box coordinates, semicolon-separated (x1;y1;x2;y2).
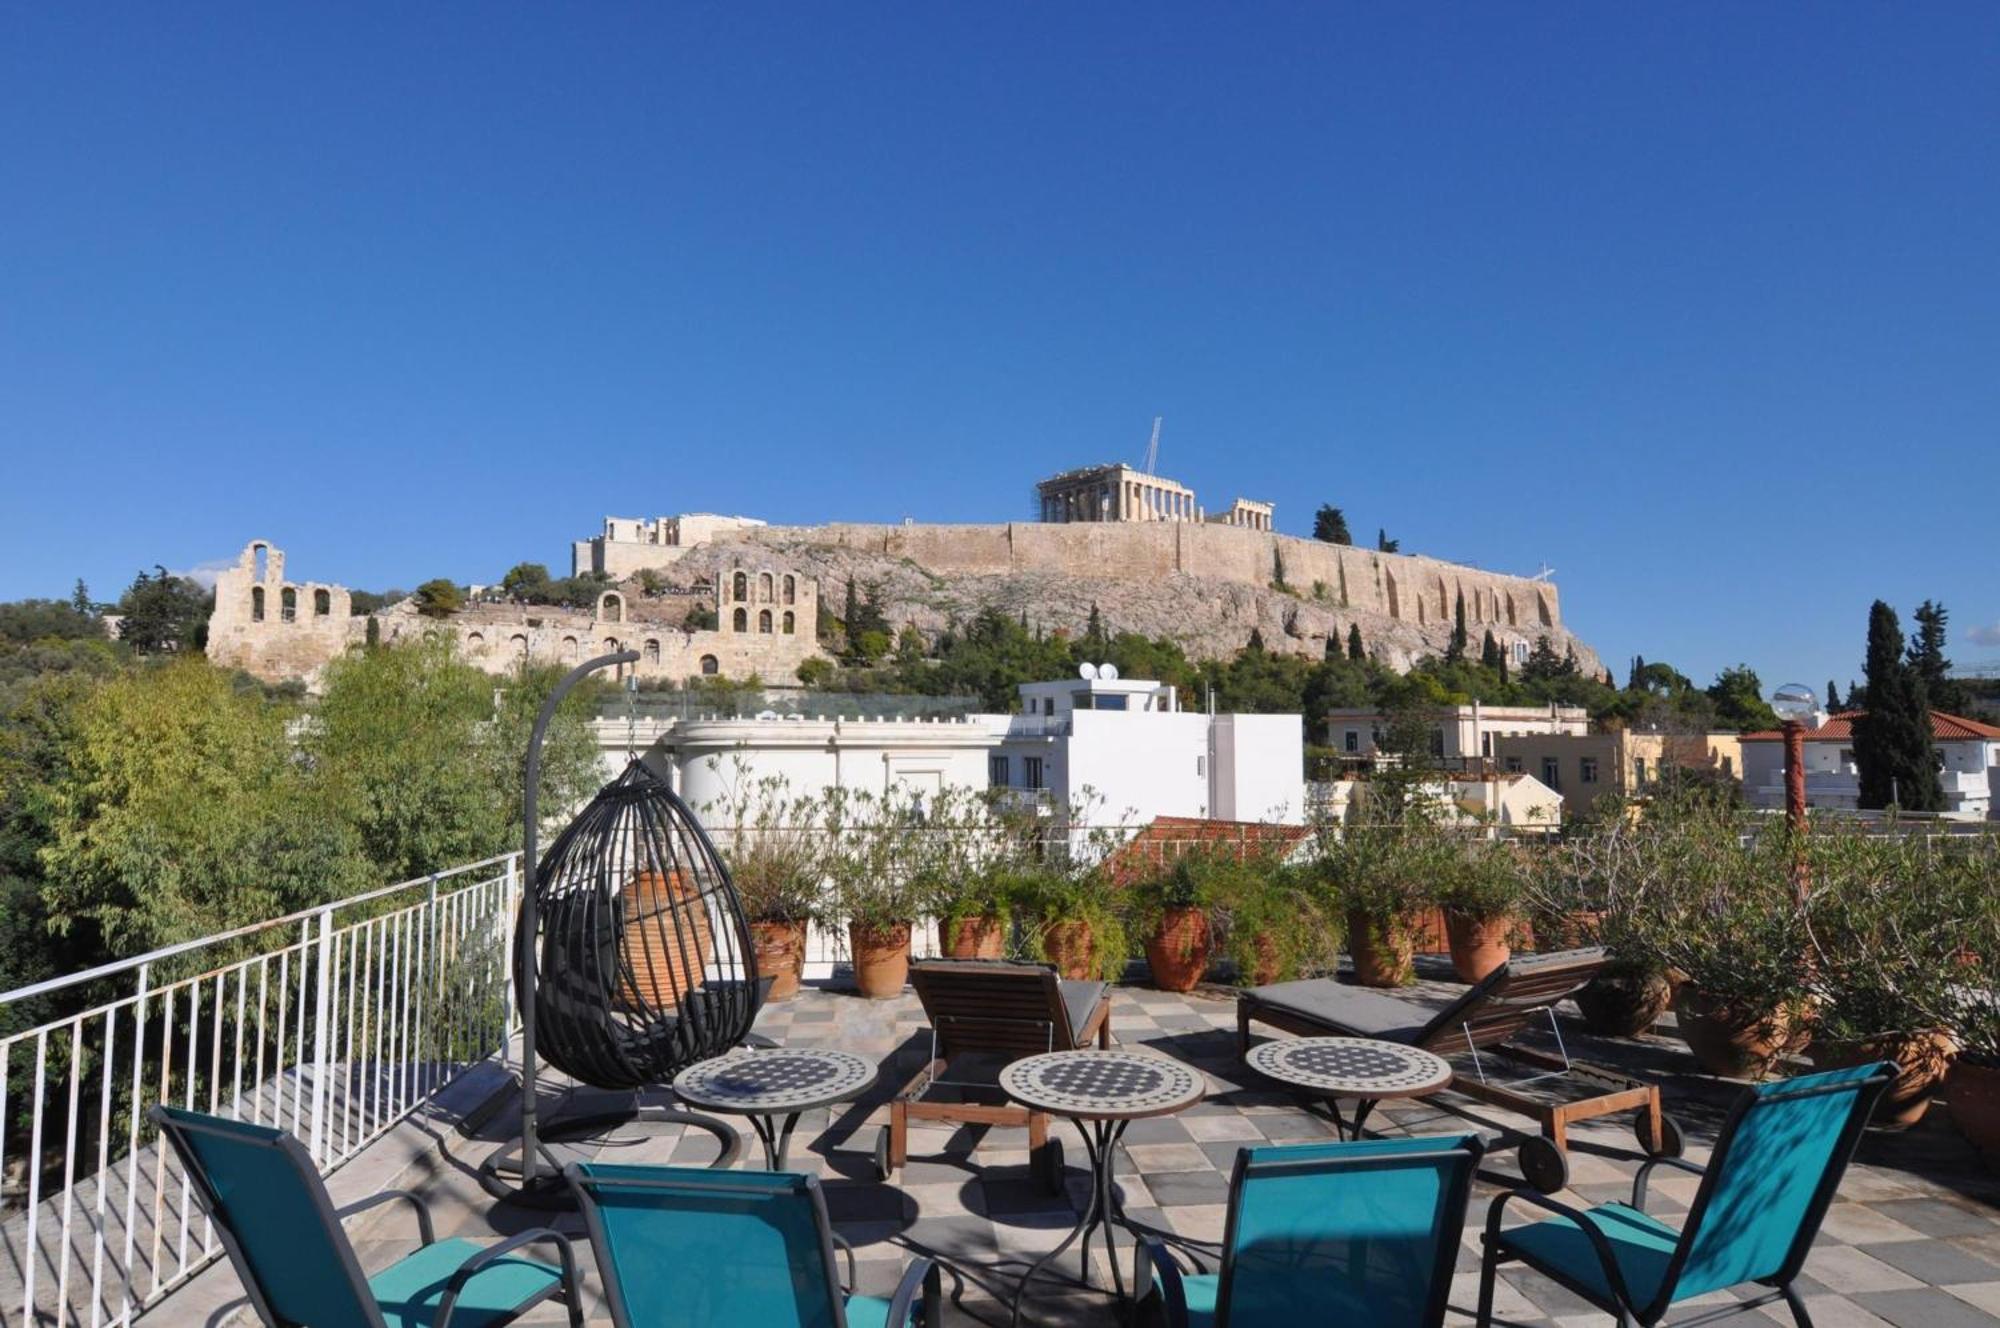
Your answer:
1853;601;1943;811
71;578;92;616
1445;591;1469;663
1826;680;1840;712
1376;528;1399;553
1347;624;1365;661
1906;600;1968;715
1628;655;1646;691
1311;505;1352;545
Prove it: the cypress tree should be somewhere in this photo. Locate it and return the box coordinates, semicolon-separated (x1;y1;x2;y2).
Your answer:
1629;655;1647;691
841;578;858;633
1826;680;1840;712
1446;591;1468;663
1852;600;1943;811
1246;626;1267;653
1347;623;1365;661
1481;630;1502;671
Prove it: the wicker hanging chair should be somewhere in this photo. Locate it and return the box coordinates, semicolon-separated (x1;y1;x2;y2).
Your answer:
516;760;760;1091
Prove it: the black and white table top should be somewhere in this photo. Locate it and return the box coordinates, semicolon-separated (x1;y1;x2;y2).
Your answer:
672;1047;876;1115
1001;1050;1205;1121
1245;1037;1452;1099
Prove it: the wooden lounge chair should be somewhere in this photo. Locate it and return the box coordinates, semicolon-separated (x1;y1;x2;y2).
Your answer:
1239;948;1675;1187
878;958;1113;1192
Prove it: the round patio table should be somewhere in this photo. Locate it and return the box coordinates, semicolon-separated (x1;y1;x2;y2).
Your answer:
1244;1036;1452;1139
1000;1049;1205;1327
672;1047;876;1170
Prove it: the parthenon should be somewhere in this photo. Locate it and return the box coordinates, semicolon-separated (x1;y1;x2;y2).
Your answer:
1034;462;1273;531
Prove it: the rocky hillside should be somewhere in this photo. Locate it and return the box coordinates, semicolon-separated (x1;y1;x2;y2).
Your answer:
658;534;1602;676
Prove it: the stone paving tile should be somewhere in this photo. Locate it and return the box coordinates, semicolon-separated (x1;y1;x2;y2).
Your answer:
169;973;2000;1328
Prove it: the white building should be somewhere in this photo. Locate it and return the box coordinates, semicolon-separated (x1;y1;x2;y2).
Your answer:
637;715;1001;816
984;674;1306;825
1739;710;2000;820
1323;702;1589;764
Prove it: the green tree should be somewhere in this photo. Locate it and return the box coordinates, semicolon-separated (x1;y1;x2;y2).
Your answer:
1445;591;1468;663
1480;630;1503;672
1082;604;1108;659
0;597;102;645
413;579;463;619
1347;623;1365;661
1906;600;1968;715
500;562;553;602
1826;680;1841;712
1705;665;1780;732
893;624;927;669
1271;547;1290;591
1852;601;1942;812
1376;529;1399;553
683;602;718;631
36;659;370;957
114;566;210;653
1312;506;1352;544
70;580;92;616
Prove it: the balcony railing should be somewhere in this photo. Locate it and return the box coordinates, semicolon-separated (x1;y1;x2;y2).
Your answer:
0;854;521;1328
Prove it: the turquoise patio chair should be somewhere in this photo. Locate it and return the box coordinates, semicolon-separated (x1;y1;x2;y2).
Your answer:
1137;1133;1485;1328
1476;1061;1897;1327
565;1161;940;1328
151;1105;582;1328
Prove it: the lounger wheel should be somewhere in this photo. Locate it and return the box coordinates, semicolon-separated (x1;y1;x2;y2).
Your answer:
1032;1136;1065;1195
874;1126;893;1182
1519;1136;1570;1194
1638;1111;1686;1158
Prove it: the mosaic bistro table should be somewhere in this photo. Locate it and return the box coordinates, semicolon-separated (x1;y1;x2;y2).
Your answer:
1243;1035;1453;1138
999;1049;1206;1325
671;1047;876;1169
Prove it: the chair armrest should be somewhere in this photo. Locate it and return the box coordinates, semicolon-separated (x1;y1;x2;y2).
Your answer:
335;1189;435;1246
831;1231;859;1291
1632;1153;1705;1212
1134;1237;1190;1328
434;1227;581;1328
1484;1186;1638;1311
883;1254;941;1328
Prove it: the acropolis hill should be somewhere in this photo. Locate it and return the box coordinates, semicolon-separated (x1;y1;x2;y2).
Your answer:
208;463;1601;686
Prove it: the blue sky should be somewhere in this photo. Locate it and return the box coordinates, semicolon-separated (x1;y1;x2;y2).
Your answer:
4;5;1997;692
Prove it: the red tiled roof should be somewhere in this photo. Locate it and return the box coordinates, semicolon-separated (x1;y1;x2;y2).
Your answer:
1102;816;1312;884
1740;710;2000;742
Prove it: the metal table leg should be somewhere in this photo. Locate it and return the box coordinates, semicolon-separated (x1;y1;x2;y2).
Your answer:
1012;1117;1127;1326
744;1111;804;1170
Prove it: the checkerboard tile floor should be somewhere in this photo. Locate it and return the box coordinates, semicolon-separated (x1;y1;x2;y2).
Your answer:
339;971;2000;1327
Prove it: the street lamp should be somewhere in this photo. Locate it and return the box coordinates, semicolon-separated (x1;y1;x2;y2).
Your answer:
1770;682;1820;835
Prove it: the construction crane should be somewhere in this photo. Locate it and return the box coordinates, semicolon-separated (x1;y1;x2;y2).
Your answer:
1142;416;1162;476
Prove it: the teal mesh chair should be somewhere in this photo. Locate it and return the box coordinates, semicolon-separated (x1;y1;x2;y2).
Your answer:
566;1162;940;1328
1476;1062;1897;1328
1137;1134;1485;1328
151;1106;581;1328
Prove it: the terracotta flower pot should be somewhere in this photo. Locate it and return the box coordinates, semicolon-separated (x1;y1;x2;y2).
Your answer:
1948;1055;2000;1167
749;919;807;1002
940;914;1006;960
1043;920;1096;980
1810;1030;1958;1130
1144;906;1212;992
1246;931;1284;987
1444;911;1513;984
1536;909;1603;953
849;921;911;999
1347;909;1416;988
1675;987;1809;1080
1574;970;1674;1038
618;869;713;1010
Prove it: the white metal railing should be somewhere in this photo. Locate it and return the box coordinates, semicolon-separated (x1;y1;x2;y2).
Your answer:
0;853;522;1328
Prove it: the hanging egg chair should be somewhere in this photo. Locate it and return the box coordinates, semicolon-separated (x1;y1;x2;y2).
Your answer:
516;759;762;1090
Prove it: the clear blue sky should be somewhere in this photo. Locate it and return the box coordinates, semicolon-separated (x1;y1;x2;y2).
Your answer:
4;5;1997;692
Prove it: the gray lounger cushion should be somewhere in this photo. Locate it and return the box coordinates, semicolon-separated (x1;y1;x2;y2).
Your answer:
1059;979;1110;1044
1241;979;1440;1044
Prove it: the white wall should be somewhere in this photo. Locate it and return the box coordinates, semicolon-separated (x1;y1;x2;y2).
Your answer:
1066;711;1215;823
1210;714;1305;823
643;717;1000;820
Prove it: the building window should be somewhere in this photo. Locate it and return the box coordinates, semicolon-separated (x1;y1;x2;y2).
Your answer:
757;609;772;634
562;636;579;660
1633;757;1648;786
1580;757;1599;784
989;755;1010;786
781;611;794;635
465;632;484;651
1344;729;1359;753
1024;757;1044;790
758;572;774;603
511;634;528;658
732;608;747;633
699;654;719;675
1481;733;1493;757
1542;757;1561;790
280;587;297;623
643;639;660;664
1196;755;1206;777
1429;728;1446;758
313;588;330;617
1043;698;1054;716
732;571;748;602
251;586;265;622
1505;756;1523;774
783;575;796;605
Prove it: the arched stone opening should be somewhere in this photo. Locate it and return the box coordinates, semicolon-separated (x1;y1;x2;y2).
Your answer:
757;609;772;634
280;587;297;623
731;571;748;602
599;591;626;623
781;611;794;635
313;588;331;617
643;638;661;664
699;655;719;676
466;632;485;651
252;543;269;581
782;575;796;605
562;635;579;660
510;634;529;658
251;586;265;623
758;572;774;603
732;607;748;633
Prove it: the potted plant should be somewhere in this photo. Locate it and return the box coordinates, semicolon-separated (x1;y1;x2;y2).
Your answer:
1803;829;1972;1129
1645;817;1814;1079
705;769;824;1001
1016;860;1130;981
1521;810;1678;1038
1218;856;1337;986
910;788;1013;959
1324;819;1448;989
1439;836;1523;984
1127;848;1231;991
1934;837;1999;1160
822;787;925;999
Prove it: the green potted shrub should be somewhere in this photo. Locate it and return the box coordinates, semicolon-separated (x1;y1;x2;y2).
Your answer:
1016;859;1131;982
1127;847;1232;992
703;768;824;1001
821;787;925;999
1931;836;1997;1159
1218;856;1337;987
1438;835;1524;983
1325;820;1449;988
1801;828;1976;1128
907;787;1013;960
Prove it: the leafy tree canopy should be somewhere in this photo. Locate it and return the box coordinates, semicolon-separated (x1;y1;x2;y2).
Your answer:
1312;506;1352;545
413;579;464;619
114;566;210;654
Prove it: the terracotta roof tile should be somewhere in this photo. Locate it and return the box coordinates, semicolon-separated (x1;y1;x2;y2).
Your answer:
1739;710;2000;742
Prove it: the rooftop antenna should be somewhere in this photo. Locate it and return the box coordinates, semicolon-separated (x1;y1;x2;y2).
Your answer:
1143;416;1162;475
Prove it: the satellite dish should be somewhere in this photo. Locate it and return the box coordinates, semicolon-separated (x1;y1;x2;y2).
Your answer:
1078;662;1098;681
1099;662;1120;681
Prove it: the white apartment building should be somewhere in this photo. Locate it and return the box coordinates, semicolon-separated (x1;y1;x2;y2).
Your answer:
1323;702;1589;764
984;674;1306;826
1739;710;2000;820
